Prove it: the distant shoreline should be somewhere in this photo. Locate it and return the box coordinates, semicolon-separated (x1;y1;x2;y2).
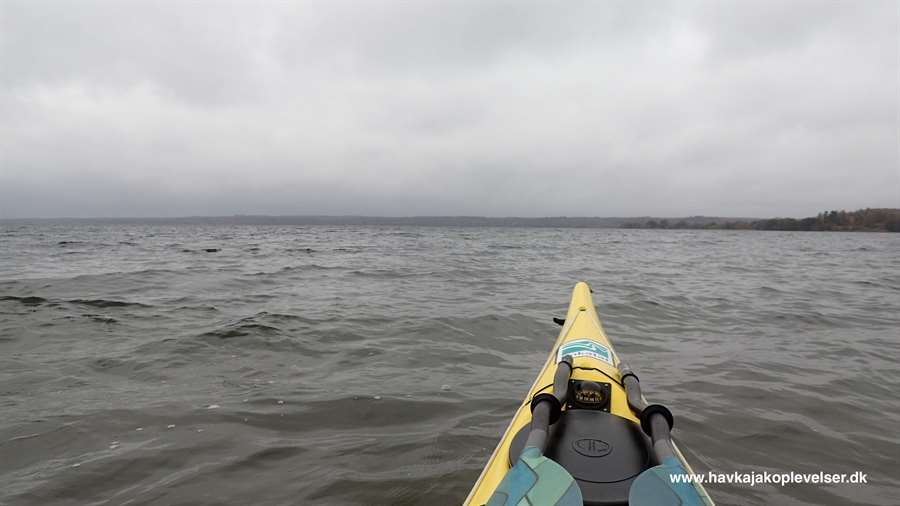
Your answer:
622;208;900;232
2;208;897;232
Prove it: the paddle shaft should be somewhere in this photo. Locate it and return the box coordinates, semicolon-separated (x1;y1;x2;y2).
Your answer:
524;400;552;452
647;411;676;462
525;358;573;454
619;361;677;463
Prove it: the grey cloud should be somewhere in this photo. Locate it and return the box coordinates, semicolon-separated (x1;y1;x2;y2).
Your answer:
0;0;897;218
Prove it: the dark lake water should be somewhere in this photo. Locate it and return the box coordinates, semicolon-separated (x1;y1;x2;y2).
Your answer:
1;224;898;506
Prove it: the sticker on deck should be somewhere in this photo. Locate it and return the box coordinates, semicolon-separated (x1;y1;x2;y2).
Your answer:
557;339;614;366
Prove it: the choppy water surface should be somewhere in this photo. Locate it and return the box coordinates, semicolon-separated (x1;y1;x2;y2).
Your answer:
1;224;898;506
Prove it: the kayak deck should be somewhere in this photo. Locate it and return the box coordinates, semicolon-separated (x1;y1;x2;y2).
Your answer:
463;282;712;506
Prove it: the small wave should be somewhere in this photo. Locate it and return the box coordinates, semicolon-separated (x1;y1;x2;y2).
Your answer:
83;313;118;323
92;357;125;370
201;323;281;340
177;247;222;253
721;265;753;273
187;320;326;353
771;311;836;326
350;268;419;278
0;295;48;306
86;356;167;381
70;298;151;309
250;264;345;275
173;304;219;313
217;446;307;473
59;268;181;282
253;311;320;324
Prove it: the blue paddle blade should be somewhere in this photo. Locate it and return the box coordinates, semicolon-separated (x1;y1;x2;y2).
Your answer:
486;447;582;506
628;457;708;506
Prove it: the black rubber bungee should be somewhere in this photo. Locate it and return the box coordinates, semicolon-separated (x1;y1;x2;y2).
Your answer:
639;403;674;436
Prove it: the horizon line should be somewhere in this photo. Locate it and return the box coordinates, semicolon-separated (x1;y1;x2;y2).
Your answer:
8;210;897;221
3;213;767;221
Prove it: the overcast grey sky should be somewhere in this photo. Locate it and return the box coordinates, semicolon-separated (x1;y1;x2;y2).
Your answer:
1;0;897;218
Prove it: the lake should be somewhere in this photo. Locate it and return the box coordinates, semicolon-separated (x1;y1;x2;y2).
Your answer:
1;224;898;505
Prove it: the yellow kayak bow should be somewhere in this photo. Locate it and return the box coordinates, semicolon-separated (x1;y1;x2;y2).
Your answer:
464;282;714;506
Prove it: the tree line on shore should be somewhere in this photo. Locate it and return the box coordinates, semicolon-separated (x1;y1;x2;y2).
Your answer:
622;208;900;232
